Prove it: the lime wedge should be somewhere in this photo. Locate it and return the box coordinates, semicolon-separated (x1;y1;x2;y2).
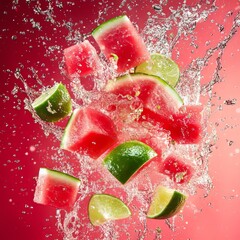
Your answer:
147;186;187;219
103;140;157;184
135;53;180;87
88;194;131;226
32;83;72;122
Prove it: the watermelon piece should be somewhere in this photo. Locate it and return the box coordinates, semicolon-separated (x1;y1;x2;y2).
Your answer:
159;155;194;184
61;107;118;159
33;168;80;210
163;105;203;144
92;15;150;73
140;105;203;144
106;73;183;117
63;40;102;77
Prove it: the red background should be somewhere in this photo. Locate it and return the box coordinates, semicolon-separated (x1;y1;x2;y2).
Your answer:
1;0;240;239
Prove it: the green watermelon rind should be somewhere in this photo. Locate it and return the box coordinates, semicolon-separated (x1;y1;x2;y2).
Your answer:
39;168;81;184
92;15;129;39
106;73;183;108
60;108;80;151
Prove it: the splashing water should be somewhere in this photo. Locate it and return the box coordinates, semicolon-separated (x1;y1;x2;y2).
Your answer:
3;0;240;239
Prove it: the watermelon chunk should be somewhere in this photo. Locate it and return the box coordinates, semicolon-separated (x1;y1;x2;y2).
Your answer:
163;105;203;144
92;15;150;73
61;107;118;159
33;168;80;210
63;40;101;77
140;105;203;144
106;73;183;117
159;155;194;184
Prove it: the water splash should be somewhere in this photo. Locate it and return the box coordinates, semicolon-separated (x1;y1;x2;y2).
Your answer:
9;0;240;239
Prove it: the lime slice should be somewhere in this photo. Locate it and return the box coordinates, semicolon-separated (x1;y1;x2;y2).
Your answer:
32;83;72;122
88;194;131;226
147;186;187;219
135;53;180;87
103;140;157;184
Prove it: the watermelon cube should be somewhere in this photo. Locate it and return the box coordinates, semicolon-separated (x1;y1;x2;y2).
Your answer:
165;105;203;144
159;155;194;184
92;15;150;73
63;40;101;77
140;105;203;144
61;107;118;159
33;168;80;210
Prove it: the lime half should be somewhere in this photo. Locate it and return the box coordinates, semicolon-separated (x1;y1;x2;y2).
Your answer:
32;83;72;122
135;53;180;87
147;186;187;219
88;194;131;226
103;140;157;184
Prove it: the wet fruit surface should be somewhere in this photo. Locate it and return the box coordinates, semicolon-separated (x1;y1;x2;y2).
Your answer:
1;1;240;240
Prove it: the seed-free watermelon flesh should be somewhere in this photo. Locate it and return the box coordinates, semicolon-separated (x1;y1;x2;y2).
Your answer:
61;108;118;159
106;75;156;104
159;155;194;184
92;16;150;73
165;105;203;144
34;168;80;210
106;74;183;118
64;40;101;77
140;105;203;144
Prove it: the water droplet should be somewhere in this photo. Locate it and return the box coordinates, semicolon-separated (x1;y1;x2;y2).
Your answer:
153;4;162;11
218;24;224;32
224;98;237;105
30;146;36;152
11;35;17;40
236;19;240;27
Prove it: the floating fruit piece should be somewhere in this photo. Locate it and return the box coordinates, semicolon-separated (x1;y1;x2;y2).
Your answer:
159;155;194;184
61;107;118;159
88;194;131;226
141;105;203;144
33;168;80;210
32;82;72;122
135;53;180;87
163;105;203;144
63;40;102;77
103;140;157;184
106;73;183;117
92;15;150;73
147;185;187;219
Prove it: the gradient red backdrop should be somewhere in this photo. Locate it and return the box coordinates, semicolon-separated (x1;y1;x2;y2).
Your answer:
1;0;240;239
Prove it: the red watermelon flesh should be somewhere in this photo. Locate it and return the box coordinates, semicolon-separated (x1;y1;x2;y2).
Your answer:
106;74;183;117
159;155;194;184
92;16;150;73
164;105;203;144
107;77;156;103
144;82;183;117
61;107;118;159
64;40;102;77
140;105;203;144
34;168;80;210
